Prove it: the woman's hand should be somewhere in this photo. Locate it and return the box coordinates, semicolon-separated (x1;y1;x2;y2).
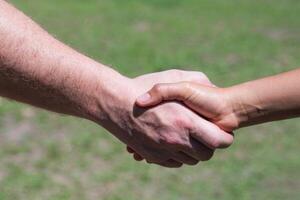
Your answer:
136;82;239;132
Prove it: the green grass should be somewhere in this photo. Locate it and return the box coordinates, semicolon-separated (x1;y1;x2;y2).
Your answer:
0;0;299;199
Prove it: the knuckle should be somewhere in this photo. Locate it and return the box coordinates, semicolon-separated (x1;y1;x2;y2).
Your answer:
152;84;163;93
162;134;183;147
167;137;182;146
210;138;222;149
181;81;190;87
182;82;193;91
173;117;191;129
190;72;211;84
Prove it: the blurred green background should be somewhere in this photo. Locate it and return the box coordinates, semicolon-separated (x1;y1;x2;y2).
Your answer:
0;0;299;199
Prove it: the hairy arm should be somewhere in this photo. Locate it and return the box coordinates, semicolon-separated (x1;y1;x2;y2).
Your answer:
0;0;126;121
0;0;232;167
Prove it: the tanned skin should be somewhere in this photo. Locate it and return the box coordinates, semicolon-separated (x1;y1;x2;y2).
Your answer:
137;69;300;131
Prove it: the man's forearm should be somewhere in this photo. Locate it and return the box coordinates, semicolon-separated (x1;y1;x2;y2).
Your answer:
0;0;128;122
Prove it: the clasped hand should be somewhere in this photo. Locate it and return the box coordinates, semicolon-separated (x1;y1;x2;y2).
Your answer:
111;70;236;168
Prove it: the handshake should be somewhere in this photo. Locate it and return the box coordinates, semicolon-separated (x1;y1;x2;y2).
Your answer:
96;69;240;168
2;0;297;168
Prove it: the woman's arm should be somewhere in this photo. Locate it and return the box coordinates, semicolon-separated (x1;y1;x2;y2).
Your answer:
136;68;300;131
226;68;300;128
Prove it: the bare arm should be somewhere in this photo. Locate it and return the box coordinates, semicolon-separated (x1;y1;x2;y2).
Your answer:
0;0;125;120
136;68;300;131
0;0;233;167
227;68;300;128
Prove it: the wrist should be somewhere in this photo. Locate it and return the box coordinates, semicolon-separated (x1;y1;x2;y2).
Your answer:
224;83;265;129
204;87;240;132
223;87;247;130
84;65;135;127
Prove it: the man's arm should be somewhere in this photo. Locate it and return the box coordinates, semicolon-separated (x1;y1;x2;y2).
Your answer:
0;0;233;167
0;0;125;121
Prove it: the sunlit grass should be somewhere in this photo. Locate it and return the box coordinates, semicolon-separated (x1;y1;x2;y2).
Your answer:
0;0;299;199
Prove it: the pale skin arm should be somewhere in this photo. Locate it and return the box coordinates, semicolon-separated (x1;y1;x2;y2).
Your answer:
136;68;300;131
0;0;234;167
0;0;122;120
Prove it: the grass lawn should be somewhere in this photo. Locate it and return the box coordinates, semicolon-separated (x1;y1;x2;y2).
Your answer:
0;0;300;199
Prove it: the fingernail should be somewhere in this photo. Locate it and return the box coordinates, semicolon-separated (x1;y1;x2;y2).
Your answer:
137;93;151;104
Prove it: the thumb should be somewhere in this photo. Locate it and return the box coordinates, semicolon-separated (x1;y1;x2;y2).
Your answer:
136;82;193;107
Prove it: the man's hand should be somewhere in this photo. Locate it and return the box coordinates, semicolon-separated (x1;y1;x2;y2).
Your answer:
95;70;233;167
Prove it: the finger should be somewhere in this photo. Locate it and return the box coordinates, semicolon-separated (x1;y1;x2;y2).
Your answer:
190;117;234;150
172;151;199;166
182;137;214;161
127;146;135;153
133;153;144;161
136;82;194;107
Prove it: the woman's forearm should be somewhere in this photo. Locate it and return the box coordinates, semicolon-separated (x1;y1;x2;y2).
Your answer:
228;68;300;128
136;68;300;131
